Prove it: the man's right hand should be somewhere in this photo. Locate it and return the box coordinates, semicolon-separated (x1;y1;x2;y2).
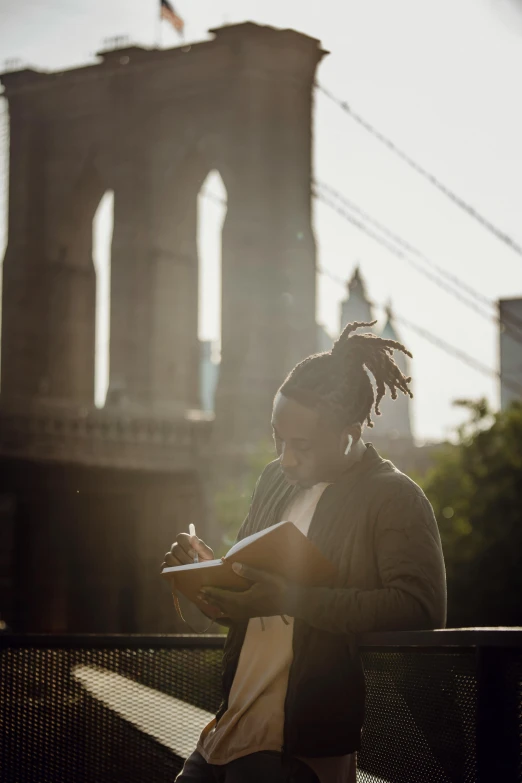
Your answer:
162;533;214;569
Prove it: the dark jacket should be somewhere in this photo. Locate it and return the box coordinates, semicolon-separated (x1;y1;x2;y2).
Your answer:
217;445;447;757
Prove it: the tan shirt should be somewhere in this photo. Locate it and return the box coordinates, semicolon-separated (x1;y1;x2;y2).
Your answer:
198;483;354;783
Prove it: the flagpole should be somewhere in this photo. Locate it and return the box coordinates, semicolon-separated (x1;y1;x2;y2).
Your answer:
156;3;162;48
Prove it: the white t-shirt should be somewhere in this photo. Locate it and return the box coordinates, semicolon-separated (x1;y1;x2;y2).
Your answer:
198;483;354;783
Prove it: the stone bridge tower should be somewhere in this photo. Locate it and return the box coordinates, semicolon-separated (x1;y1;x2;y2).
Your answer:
0;24;324;633
1;22;324;446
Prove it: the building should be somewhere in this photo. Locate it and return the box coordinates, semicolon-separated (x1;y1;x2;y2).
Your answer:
499;298;522;409
0;23;325;633
340;266;374;329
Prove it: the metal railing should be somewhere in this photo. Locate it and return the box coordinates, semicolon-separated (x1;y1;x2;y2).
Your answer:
1;630;521;782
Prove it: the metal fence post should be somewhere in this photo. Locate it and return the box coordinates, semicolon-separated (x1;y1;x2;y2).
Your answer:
476;646;520;783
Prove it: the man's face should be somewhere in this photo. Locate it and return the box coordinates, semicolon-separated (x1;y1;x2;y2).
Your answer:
271;392;347;488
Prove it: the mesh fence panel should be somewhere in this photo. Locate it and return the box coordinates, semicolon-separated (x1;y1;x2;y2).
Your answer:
358;650;477;783
1;641;521;783
0;643;223;783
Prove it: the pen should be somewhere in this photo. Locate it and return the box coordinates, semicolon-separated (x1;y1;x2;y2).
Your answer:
189;524;199;563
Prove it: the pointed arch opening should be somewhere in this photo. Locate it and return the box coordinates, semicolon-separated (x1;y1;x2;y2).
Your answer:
197;170;227;412
92;190;114;408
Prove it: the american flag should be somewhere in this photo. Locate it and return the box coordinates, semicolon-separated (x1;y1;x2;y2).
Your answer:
160;0;184;34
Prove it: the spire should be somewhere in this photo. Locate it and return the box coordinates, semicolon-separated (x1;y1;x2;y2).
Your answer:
347;264;367;298
340;264;374;331
381;300;398;341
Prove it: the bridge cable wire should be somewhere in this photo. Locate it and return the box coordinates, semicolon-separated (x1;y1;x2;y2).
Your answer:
314;180;522;343
315;82;522;260
201;189;522;397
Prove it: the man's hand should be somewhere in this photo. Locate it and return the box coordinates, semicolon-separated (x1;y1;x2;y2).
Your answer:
198;563;290;622
162;533;214;569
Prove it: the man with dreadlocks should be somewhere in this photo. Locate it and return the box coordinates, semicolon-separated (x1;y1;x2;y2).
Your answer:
166;321;447;783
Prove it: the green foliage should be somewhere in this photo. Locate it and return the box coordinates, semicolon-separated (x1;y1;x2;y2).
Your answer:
420;400;522;627
214;441;275;557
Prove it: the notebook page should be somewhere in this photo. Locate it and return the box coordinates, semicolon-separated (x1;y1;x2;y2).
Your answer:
163;559;222;573
225;521;292;559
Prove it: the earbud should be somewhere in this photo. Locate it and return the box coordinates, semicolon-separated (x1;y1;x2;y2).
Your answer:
344;435;353;456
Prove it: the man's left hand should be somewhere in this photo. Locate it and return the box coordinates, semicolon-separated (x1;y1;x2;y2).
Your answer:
198;563;290;621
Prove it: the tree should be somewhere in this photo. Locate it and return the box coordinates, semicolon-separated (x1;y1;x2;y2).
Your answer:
214;441;275;556
419;400;522;627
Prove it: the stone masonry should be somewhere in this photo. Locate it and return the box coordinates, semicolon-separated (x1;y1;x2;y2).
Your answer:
0;23;325;631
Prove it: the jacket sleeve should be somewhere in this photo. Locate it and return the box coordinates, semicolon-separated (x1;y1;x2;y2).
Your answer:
282;491;447;634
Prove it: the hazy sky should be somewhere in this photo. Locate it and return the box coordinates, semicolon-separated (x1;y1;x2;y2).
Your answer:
1;0;521;441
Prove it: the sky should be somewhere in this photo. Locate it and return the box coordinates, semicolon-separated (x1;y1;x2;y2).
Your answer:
0;0;521;442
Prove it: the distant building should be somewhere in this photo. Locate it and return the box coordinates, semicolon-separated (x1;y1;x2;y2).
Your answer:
340;266;374;329
499;298;522;409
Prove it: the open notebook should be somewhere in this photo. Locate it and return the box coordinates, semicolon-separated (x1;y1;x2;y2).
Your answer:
161;521;337;620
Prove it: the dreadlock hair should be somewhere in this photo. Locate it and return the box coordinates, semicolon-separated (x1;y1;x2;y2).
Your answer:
279;321;413;429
